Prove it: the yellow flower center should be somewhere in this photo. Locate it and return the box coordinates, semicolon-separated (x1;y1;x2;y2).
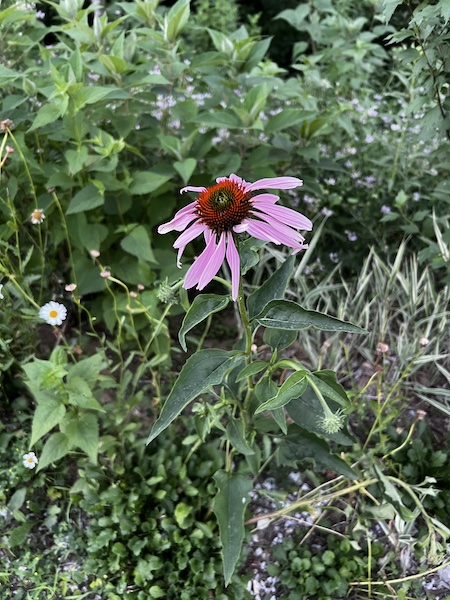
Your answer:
49;309;58;318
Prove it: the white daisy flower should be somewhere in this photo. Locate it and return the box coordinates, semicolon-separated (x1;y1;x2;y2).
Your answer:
39;301;67;326
30;208;45;224
23;452;38;469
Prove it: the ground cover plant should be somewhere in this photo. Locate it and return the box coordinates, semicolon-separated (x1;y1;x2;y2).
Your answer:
0;0;450;598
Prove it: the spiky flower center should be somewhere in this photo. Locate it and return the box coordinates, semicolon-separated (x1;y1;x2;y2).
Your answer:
195;180;252;233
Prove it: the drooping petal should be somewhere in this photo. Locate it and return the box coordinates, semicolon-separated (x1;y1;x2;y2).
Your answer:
252;201;313;231
241;219;283;244
183;233;218;290
246;176;303;192
249;193;280;205
180;185;207;194
158;201;198;233
173;222;206;267
226;233;240;301
252;213;306;247
197;232;226;290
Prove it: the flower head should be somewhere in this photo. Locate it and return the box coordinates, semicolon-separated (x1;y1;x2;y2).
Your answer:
158;174;312;300
39;301;67;326
23;452;38;469
30;208;45;224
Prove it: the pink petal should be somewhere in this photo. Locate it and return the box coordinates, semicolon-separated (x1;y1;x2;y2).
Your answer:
252;201;313;231
226;233;240;301
243;220;282;244
246;177;303;192
158;201;198;233
249;193;280;205
183;234;217;290
173;222;206;268
252;212;306;244
180;185;207;194
197;232;226;290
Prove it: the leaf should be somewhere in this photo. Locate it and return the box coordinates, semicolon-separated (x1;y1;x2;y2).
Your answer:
37;432;72;471
248;255;295;319
62;412;99;464
256;300;368;334
194;111;242;129
7;488;27;512
307;372;349;408
67;353;106;387
255;370;307;413
31;398;66;446
265;109;315;134
178;294;230;352
278;426;356;479
28;101;67;131
147;350;242;443
70;85;119;110
226;418;255;456
286;387;354;446
263;328;297;351
213;470;252;586
235;360;269;383
174;158;197;185
129;170;173;195
8;522;33;548
120;225;156;263
66;183;104;214
165;0;190;42
66;377;105;412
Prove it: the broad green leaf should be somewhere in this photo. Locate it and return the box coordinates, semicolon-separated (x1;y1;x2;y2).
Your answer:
28;101;67;131
67;353;105;387
37;432;72;471
174;502;193;528
255;370;307;413
226;418;255;456
271;407;287;434
263;328;297;351
265;109;314;134
62;412;99;464
70;85;119;110
120;225;156;263
213;470;252;586
248;255;295;319
235;360;269;383
179;294;230;351
31;398;66;446
147;350;243;443
256;300;368;334
195;111;242;129
65;146;89;175
67;377;105;412
307;372;349;408
165;0;190;42
129;170;173;195
174;158;197;185
286;388;354;446
278;426;356;479
239;238;265;275
8;522;33;548
312;370;350;405
66;183;104;214
7;488;27;512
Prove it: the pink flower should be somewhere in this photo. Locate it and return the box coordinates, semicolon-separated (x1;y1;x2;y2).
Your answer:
158;174;312;300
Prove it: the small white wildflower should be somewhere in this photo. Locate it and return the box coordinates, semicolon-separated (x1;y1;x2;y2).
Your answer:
0;284;3;299
65;283;77;292
23;452;38;469
100;270;111;278
381;205;391;214
419;337;430;347
30;208;45;224
39;301;67;326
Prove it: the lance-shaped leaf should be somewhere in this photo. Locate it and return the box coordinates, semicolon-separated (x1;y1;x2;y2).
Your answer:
256;300;368;334
306;372;349;408
255;370;308;413
226;418;255;456
147;350;242;444
213;470;253;586
179;294;230;352
248;255;295;320
279;425;356;479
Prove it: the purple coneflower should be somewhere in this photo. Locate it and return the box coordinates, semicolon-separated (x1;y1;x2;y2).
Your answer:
158;174;312;300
